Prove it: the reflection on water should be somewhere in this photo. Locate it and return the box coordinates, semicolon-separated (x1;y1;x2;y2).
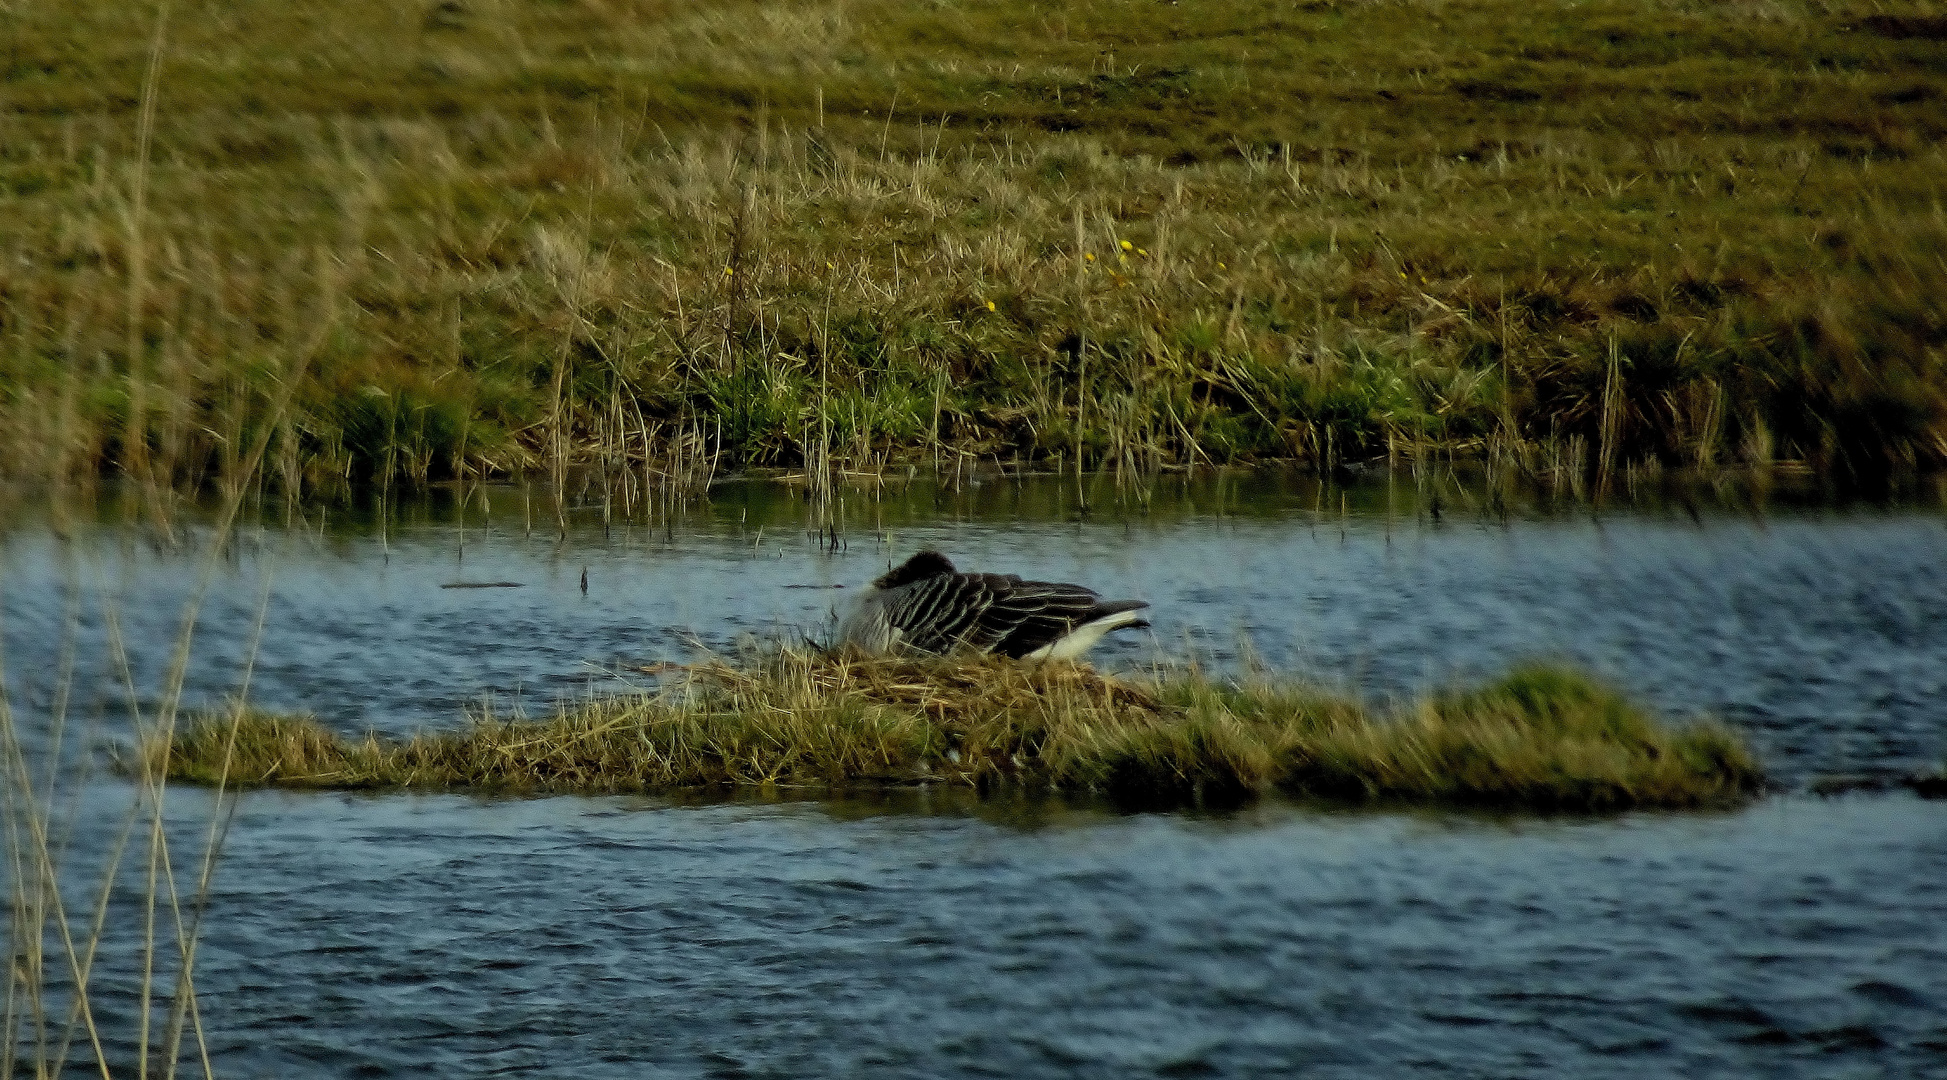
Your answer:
3;469;1945;1078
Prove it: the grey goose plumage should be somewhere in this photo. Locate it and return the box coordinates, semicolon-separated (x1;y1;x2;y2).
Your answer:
839;551;1150;660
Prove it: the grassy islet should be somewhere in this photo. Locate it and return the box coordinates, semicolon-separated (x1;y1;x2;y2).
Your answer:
162;651;1761;811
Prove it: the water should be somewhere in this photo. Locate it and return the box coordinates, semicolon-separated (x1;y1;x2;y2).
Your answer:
4;472;1945;1078
184;792;1944;1079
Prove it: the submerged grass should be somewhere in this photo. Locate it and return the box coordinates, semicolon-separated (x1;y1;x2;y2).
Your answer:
161;652;1760;811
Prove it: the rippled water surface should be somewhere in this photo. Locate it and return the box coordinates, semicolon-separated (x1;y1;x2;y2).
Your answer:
186;791;1945;1079
4;473;1945;1078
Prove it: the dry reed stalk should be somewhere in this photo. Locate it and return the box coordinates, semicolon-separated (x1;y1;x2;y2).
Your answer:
3;166;340;1080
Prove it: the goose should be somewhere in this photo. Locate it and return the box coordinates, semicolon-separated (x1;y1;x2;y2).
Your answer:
838;551;1150;660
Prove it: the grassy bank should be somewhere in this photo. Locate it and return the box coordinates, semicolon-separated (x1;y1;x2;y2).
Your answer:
161;653;1759;810
3;0;1943;501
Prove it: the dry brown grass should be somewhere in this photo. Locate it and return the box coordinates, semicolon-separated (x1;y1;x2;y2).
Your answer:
160;651;1761;811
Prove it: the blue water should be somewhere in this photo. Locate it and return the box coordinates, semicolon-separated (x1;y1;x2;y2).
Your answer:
3;474;1944;1077
174;789;1941;1080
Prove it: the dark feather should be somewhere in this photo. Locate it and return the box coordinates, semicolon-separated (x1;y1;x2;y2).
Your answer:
868;552;1148;658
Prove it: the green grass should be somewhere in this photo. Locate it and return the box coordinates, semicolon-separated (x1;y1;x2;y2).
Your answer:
3;0;1943;499
160;652;1761;811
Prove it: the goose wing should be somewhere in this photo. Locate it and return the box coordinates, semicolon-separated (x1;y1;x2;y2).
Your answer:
879;572;1005;654
879;572;1106;656
983;578;1138;658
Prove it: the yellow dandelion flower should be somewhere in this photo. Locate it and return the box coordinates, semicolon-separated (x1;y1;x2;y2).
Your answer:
1084;252;1095;262
986;301;996;311
1120;240;1133;251
1137;248;1149;257
1218;262;1226;270
724;267;735;276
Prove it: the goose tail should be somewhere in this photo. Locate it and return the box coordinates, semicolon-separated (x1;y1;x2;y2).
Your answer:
1022;600;1151;661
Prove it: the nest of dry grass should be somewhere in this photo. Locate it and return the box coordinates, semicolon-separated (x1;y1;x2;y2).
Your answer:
160;650;1760;811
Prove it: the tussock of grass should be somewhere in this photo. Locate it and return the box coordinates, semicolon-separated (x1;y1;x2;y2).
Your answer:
162;653;1759;811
